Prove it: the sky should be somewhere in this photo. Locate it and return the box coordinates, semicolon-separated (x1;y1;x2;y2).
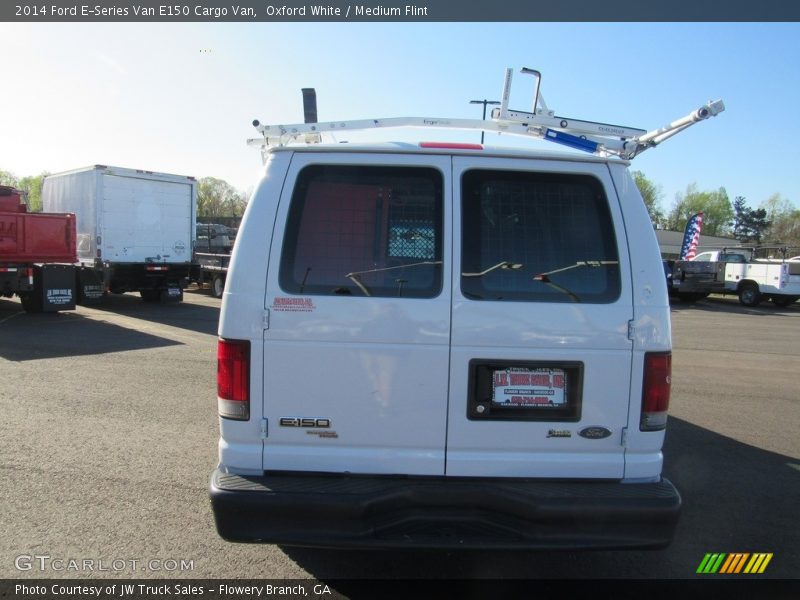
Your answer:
1;22;798;216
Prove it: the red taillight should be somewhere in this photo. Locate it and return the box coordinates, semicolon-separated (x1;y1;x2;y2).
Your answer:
217;338;250;420
641;352;671;431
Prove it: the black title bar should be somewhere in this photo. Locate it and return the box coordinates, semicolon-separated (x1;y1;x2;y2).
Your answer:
3;0;800;22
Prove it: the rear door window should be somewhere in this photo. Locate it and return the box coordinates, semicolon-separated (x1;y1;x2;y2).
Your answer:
280;165;443;298
461;170;620;303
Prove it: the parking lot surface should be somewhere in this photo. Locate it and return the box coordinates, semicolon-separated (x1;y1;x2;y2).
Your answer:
0;291;797;580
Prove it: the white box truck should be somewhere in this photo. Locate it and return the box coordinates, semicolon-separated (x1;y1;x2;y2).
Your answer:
42;165;197;303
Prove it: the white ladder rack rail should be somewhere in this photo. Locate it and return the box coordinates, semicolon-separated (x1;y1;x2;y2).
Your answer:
247;67;724;163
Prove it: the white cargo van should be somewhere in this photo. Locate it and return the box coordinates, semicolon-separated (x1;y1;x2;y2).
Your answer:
210;69;724;549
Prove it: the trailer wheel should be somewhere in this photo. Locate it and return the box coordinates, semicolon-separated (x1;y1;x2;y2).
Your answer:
19;293;41;314
211;274;226;299
738;283;762;307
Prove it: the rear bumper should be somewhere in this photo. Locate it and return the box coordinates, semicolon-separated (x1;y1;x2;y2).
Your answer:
210;469;681;550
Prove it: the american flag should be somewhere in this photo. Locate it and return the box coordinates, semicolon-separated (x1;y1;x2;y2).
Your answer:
679;212;704;260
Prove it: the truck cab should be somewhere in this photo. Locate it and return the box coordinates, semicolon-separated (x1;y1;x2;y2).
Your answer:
196;223;235;252
691;250;748;263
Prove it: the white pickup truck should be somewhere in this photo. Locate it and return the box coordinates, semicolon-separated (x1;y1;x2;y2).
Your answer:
672;250;800;307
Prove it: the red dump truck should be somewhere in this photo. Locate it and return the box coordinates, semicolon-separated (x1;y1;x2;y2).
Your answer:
0;185;78;312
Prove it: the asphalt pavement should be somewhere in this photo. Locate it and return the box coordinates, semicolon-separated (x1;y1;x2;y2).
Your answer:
0;291;797;582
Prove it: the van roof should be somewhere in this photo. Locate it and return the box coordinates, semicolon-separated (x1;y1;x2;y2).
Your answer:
267;142;630;165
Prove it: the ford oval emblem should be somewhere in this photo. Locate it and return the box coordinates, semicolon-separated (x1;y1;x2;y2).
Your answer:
579;426;612;440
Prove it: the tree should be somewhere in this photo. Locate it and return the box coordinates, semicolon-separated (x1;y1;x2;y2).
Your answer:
732;196;770;244
197;177;247;219
631;170;665;227
761;193;800;248
667;184;734;237
16;172;50;212
0;169;19;187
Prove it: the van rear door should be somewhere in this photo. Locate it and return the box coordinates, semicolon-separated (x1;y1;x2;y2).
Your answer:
447;157;633;478
261;152;452;475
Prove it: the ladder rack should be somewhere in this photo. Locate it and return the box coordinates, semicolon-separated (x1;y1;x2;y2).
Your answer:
248;67;724;163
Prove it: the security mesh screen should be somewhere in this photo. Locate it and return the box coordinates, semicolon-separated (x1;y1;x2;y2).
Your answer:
280;165;443;298
461;170;621;303
388;220;436;260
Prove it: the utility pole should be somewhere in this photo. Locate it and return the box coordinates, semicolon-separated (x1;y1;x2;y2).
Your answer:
469;99;500;144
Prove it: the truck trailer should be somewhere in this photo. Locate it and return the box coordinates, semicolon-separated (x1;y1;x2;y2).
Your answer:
42;165;198;303
0;185;78;313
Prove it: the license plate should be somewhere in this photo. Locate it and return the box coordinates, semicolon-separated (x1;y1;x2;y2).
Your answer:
491;367;567;409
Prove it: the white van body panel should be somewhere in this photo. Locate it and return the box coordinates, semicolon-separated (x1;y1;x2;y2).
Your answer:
217;154;289;473
217;149;674;481
260;151;453;475
447;157;633;478
608;163;671;479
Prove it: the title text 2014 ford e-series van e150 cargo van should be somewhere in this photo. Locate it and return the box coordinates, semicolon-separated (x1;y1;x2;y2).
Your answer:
210;68;724;549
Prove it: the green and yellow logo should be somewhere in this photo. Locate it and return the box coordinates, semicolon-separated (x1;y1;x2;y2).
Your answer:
696;553;773;574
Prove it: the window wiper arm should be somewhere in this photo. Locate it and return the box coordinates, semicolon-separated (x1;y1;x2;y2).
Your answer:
345;273;372;297
462;261;524;277
346;260;443;297
532;260;618;303
533;260;618;280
